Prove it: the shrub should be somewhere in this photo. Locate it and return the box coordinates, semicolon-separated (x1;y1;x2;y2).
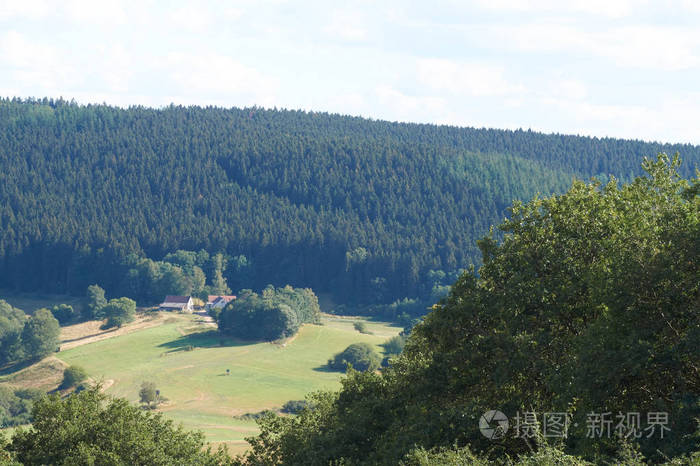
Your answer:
281;400;309;414
327;343;382;372
381;334;406;356
217;286;320;341
60;365;88;389
100;297;136;329
353;321;373;334
50;304;75;325
139;381;159;408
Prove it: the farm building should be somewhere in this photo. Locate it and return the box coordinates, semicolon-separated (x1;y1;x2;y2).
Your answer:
206;295;236;311
159;295;194;312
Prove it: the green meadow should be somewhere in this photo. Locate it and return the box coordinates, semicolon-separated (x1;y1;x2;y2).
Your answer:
56;313;400;452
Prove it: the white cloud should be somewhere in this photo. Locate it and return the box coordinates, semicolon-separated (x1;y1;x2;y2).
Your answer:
416;58;524;96
95;44;134;93
374;85;446;120
470;0;642;18
167;5;213;32
63;0;128;25
163;53;280;107
480;21;700;70
550;79;588;101
0;0;52;21
324;92;369;116
323;10;369;42
0;30;78;91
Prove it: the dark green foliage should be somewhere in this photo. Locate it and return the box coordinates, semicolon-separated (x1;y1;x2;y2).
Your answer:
241;155;700;465
2;99;698;309
235;409;277;421
49;304;75;325
139;381;159;408
7;386;230;465
0;386;42;428
83;284;106;320
60;365;88;389
100;297;136;329
353;321;372;334
207;306;222;323
281;400;309;414
20;309;60;361
218;286;320;341
380;334;406;356
0;300;26;364
327;343;382;372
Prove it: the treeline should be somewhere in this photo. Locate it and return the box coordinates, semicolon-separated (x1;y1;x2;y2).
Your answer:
0;98;698;306
0;301;60;366
217;285;321;340
112;250;241;304
0;386;43;428
238;156;700;464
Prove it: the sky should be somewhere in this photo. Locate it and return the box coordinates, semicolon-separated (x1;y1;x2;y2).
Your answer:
1;0;700;144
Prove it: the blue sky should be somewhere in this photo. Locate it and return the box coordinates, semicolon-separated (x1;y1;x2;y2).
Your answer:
1;0;700;143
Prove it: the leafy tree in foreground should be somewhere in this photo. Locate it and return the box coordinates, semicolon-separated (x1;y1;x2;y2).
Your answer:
240;154;700;465
8;386;231;465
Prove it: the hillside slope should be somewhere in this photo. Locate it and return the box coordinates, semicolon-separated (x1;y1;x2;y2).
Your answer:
1;98;698;303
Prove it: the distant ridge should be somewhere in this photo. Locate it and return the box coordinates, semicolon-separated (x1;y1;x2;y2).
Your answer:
0;97;698;305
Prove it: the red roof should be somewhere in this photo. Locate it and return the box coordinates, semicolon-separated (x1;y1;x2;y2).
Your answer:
207;295;236;303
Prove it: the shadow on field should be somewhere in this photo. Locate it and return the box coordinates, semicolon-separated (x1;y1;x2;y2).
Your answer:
157;330;249;352
0;358;37;376
311;364;338;373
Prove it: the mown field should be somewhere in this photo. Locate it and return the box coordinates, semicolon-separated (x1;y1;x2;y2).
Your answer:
55;312;400;453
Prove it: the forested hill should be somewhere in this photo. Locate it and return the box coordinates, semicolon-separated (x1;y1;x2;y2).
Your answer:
0;98;698;304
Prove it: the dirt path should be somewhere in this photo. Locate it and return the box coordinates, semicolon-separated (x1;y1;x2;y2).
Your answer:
60;314;170;351
194;310;216;326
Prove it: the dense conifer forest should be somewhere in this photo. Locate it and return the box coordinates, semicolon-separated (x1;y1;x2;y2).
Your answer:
0;98;698;307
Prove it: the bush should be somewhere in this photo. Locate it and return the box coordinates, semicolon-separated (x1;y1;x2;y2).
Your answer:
50;304;75;325
281;400;309;414
60;365;88;389
139;381;159;408
353;321;373;334
381;334;406;356
100;297;136;329
217;286;321;341
327;343;382;372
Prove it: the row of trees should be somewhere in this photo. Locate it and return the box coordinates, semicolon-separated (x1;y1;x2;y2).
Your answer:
238;156;700;464
217;285;321;340
115;251;235;305
2;99;697;308
0;301;60;366
0;285;138;368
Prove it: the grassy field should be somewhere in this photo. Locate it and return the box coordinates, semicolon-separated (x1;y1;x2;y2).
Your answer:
55;312;400;453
